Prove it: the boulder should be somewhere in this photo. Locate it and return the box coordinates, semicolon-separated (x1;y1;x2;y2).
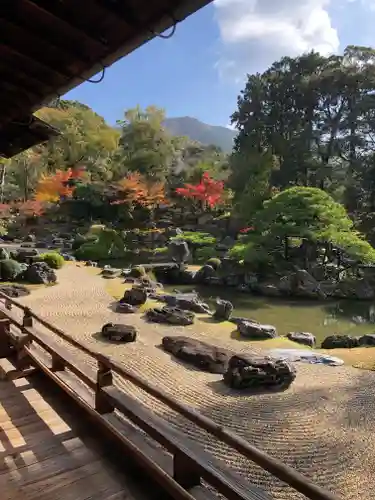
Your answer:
230;316;259;326
162;336;234;374
321;335;359;349
101;268;122;279
279;270;326;299
101;323;137;343
146;306;194;326
357;333;375;347
162;294;211;314
16;249;39;263
121;287;147;306
287;332;316;348
168;239;190;264
334;279;375;300
23;262;57;285
223;354;296;391
213;298;233;321
116;302;137;314
237;320;277;339
85;261;97;267
194;264;216;284
24;234;36;243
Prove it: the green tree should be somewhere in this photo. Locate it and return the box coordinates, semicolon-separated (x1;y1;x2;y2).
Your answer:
117;105;175;181
254;187;375;263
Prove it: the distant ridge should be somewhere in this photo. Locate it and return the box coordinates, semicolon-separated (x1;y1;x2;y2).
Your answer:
163;116;236;153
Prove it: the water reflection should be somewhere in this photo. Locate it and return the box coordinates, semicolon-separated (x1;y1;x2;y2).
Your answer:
165;285;375;343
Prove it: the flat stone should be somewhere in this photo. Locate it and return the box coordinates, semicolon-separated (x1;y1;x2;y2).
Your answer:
162;336;234;374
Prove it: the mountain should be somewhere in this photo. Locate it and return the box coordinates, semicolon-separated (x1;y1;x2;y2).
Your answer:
163;116;236;153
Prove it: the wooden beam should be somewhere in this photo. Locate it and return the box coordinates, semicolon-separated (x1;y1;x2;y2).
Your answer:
0;62;52;95
17;0;107;54
0;44;69;84
0;17;91;74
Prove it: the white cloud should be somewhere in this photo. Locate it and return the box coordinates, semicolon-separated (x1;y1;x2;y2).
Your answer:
214;0;340;81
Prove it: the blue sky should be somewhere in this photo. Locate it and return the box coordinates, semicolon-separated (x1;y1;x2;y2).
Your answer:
66;0;375;128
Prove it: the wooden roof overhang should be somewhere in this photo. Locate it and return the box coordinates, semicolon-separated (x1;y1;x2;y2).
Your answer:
0;0;212;157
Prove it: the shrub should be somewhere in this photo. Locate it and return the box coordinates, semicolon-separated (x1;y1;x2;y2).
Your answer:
72;233;98;251
74;228;126;261
39;252;65;269
171;231;217;247
129;265;146;278
153;247;168;255
0;259;23;281
206;257;221;270
195;246;218;263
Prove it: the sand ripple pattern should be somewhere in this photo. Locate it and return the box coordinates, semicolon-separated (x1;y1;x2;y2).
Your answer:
16;265;375;500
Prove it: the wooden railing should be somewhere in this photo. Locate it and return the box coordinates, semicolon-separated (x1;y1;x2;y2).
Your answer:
0;291;341;500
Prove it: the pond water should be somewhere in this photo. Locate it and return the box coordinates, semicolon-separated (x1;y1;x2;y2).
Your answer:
164;285;375;344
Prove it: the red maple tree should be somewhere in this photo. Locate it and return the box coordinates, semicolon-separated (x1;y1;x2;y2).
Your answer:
16;200;45;217
175;172;224;208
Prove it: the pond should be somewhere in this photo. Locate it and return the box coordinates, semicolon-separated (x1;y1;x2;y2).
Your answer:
164;285;375;344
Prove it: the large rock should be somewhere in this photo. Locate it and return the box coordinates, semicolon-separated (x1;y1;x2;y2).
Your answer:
333;279;375;300
194;264;216;284
286;332;316;348
24;262;57;284
101;268;121;278
101;323;137;343
168;240;190;264
121;287;147;306
358;334;375;346
146;306;194;326
16;249;39;263
213;298;233;321
321;335;359;349
223;354;296;391
162;336;234;374
162;294;211;314
237;320;277;339
279;270;326;299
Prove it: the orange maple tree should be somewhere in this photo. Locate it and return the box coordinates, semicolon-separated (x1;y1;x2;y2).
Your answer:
113;172;167;208
35;167;85;203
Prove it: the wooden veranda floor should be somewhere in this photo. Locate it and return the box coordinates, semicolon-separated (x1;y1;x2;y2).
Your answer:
0;374;150;500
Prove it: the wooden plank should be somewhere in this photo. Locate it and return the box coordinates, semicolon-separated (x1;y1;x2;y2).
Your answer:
18;459;130;500
104;386;270;500
0;442;101;488
0;434;85;475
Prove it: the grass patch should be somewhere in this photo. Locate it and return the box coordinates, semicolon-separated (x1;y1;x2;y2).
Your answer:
319;347;375;371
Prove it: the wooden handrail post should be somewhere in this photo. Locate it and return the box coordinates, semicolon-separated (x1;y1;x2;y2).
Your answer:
95;355;114;414
15;332;32;370
0;318;12;358
22;308;33;328
173;451;201;489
